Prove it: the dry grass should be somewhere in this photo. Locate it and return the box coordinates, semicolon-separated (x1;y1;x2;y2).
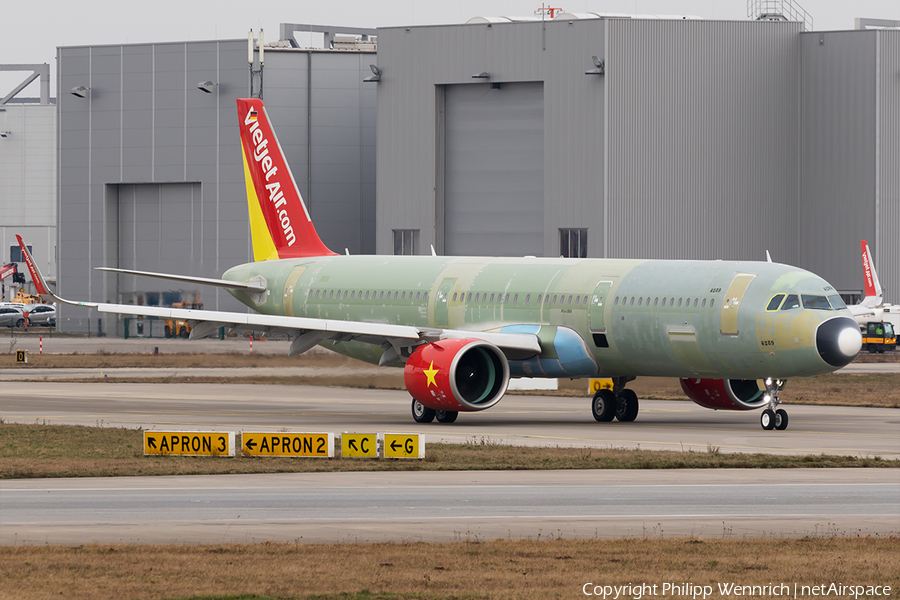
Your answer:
0;423;894;479
0;537;897;600
4;351;899;407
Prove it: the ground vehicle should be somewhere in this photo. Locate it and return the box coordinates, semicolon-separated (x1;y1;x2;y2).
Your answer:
165;301;203;338
0;306;25;328
23;303;56;327
862;321;896;353
12;290;44;305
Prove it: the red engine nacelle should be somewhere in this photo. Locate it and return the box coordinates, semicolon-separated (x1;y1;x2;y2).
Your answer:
404;339;510;412
679;378;767;411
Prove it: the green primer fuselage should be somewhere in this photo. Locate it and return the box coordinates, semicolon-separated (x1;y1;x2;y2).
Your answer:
224;255;849;380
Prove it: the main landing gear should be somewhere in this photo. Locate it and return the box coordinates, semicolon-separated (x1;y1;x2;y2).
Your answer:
759;378;789;431
411;399;459;424
591;376;639;423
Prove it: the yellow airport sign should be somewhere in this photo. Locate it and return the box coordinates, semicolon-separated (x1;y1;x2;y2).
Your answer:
589;378;614;394
242;432;334;457
144;431;235;457
342;433;379;458
16;350;27;364
382;433;424;459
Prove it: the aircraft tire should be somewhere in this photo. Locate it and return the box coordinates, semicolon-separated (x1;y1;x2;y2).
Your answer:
436;410;459;423
775;408;789;430
615;389;639;422
179;326;189;338
411;399;436;424
760;409;776;430
592;389;616;422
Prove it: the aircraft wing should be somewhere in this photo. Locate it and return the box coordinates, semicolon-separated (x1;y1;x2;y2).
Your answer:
16;235;541;359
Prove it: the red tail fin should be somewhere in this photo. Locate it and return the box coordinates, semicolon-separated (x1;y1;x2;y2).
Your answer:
237;98;336;260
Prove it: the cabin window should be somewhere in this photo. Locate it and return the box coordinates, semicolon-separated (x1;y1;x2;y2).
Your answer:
827;295;846;310
505;293;510;303
552;295;558;304
467;292;472;302
693;298;698;308
363;291;369;300
653;297;659;307
416;292;421;301
544;295;550;305
315;290;321;299
567;295;573;304
685;297;690;307
452;292;457;302
677;298;683;307
490;293;495;302
350;291;355;299
514;293;519;303
781;294;800;310
701;298;706;308
615;296;619;305
574;295;580;305
537;294;543;304
394;291;399;300
629;297;635;306
638;297;643;306
710;298;716;308
525;294;530;303
423;292;428;301
670;298;675;307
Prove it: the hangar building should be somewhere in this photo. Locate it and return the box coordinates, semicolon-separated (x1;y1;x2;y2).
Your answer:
48;16;899;333
56;25;376;333
374;15;899;305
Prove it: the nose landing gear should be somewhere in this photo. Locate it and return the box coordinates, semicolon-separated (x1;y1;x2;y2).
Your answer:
759;378;788;431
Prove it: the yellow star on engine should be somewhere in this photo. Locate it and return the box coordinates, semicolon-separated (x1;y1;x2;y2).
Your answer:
424;361;439;387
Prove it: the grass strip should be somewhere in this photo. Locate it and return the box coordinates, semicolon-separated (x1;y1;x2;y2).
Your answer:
1;537;898;600
0;423;894;479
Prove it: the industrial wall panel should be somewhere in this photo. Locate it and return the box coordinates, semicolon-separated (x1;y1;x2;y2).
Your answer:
443;82;544;257
799;31;877;295
607;19;801;263
877;31;900;304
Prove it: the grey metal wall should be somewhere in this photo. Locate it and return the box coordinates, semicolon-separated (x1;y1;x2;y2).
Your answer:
0;103;56;295
876;31;900;305
607;20;801;263
57;42;376;333
376;18;802;264
799;30;899;302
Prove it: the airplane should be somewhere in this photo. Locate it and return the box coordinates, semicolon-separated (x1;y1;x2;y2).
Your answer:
848;240;899;324
17;98;864;431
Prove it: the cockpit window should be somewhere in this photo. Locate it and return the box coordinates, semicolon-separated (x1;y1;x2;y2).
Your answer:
780;294;800;310
766;294;785;311
827;295;847;310
802;295;831;310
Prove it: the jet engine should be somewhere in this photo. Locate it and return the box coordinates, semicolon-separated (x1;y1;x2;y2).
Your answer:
679;378;768;411
404;339;510;412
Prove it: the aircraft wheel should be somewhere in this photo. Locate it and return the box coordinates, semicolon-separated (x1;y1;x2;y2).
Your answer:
760;409;776;430
868;344;876;354
411;399;436;424
615;389;639;422
436;410;459;423
179;326;189;338
774;408;789;431
592;389;616;422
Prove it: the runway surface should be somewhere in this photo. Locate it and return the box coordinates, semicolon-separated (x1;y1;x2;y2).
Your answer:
2;381;898;456
2;469;897;545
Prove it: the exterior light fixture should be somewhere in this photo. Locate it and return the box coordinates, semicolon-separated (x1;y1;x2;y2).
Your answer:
0;131;10;138
364;64;381;83
472;72;490;79
197;81;217;93
585;56;604;75
70;85;90;98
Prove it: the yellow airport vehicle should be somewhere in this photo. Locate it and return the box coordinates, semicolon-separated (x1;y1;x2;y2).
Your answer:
862;321;896;354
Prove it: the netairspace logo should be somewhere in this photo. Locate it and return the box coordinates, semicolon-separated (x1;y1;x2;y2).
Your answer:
581;582;893;599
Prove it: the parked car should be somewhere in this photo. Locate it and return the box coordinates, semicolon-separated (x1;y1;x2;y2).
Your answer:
23;303;56;327
0;306;25;328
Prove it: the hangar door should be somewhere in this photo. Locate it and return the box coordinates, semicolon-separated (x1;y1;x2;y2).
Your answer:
444;82;544;257
114;183;202;303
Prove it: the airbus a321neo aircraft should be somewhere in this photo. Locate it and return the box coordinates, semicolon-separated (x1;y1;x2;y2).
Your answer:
18;98;864;431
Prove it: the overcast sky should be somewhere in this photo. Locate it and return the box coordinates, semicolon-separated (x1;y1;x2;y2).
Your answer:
2;0;899;97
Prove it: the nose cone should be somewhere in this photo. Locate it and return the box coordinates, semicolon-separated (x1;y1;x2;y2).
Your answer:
816;317;862;368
